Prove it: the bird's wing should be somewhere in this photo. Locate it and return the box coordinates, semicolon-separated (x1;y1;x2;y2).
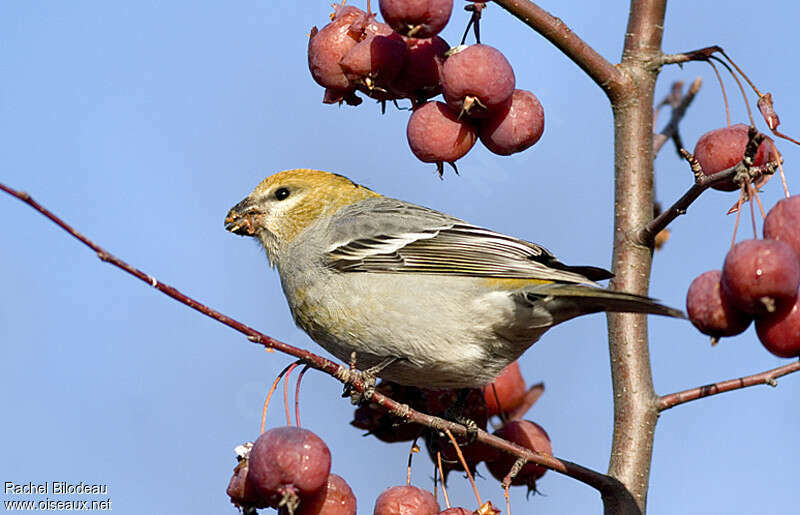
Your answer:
324;197;612;284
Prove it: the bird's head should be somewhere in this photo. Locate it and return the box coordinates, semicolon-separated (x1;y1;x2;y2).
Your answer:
225;169;380;263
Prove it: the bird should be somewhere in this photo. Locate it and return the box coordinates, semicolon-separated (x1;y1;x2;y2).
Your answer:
225;169;682;389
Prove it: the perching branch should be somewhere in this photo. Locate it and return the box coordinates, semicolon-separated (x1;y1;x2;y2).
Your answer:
0;181;639;510
658;360;800;411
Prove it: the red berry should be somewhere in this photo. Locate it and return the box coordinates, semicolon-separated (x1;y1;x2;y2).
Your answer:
407;101;477;165
764;195;800;264
721;239;800;315
390;36;449;100
442;44;515;118
294;474;357;515
379;0;453;38
246;427;332;509
755;295;800;358
374;485;440;515
686;270;752;339
478;89;544;156
227;459;257;508
340;32;407;100
486;420;552;491
483;361;527;416
693;124;776;191
307;8;366;91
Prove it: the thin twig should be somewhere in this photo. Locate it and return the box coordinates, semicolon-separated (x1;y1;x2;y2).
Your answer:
638;134;776;245
653;77;703;156
658;360;800;411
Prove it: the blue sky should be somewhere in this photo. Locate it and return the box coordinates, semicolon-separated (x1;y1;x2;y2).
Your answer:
1;1;798;514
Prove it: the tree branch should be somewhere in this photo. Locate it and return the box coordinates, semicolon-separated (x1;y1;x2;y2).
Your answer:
653;77;702;156
658;360;800;411
491;0;627;100
0;181;641;512
605;1;667;511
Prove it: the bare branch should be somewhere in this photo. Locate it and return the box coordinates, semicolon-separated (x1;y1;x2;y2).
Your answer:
658;360;800;411
653;77;703;156
491;0;627;100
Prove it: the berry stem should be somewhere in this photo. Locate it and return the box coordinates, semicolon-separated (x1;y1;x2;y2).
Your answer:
283;362;299;426
710;55;754;126
731;193;744;249
443;429;482;506
435;451;451;508
294;364;310;428
706;59;731;126
262;361;300;433
746;181;758;238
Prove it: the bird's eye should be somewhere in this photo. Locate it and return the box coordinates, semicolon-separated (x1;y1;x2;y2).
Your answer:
274;187;290;201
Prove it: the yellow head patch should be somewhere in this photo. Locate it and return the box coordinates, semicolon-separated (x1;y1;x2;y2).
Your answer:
251;169;381;245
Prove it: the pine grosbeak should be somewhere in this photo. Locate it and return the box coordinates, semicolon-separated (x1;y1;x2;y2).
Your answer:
225;169;681;388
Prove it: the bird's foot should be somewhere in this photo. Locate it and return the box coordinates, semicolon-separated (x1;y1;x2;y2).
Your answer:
342;354;397;405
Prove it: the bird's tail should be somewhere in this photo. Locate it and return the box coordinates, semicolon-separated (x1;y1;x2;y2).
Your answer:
524;283;684;322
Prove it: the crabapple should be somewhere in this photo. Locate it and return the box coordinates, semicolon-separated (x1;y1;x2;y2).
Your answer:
407;101;477;169
686;270;752;339
246;427;332;510
340;32;407;100
721;239;800;315
693;124;776;191
479;89;544;156
390;36;449;100
755;294;800;358
763;195;800;263
374;485;440;515
442;44;515;118
379;0;453;38
292;474;357;515
307;7;365;91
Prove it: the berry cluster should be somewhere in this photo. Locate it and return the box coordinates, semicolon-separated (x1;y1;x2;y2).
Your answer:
352;361;553;496
686;124;800;357
226;427;357;514
225;423;514;514
307;1;544;174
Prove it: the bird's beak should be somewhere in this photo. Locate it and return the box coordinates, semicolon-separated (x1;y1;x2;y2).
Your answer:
225;197;261;236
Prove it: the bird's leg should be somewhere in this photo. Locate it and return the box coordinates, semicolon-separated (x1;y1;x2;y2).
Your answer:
444;388;482;444
342;354;398;405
